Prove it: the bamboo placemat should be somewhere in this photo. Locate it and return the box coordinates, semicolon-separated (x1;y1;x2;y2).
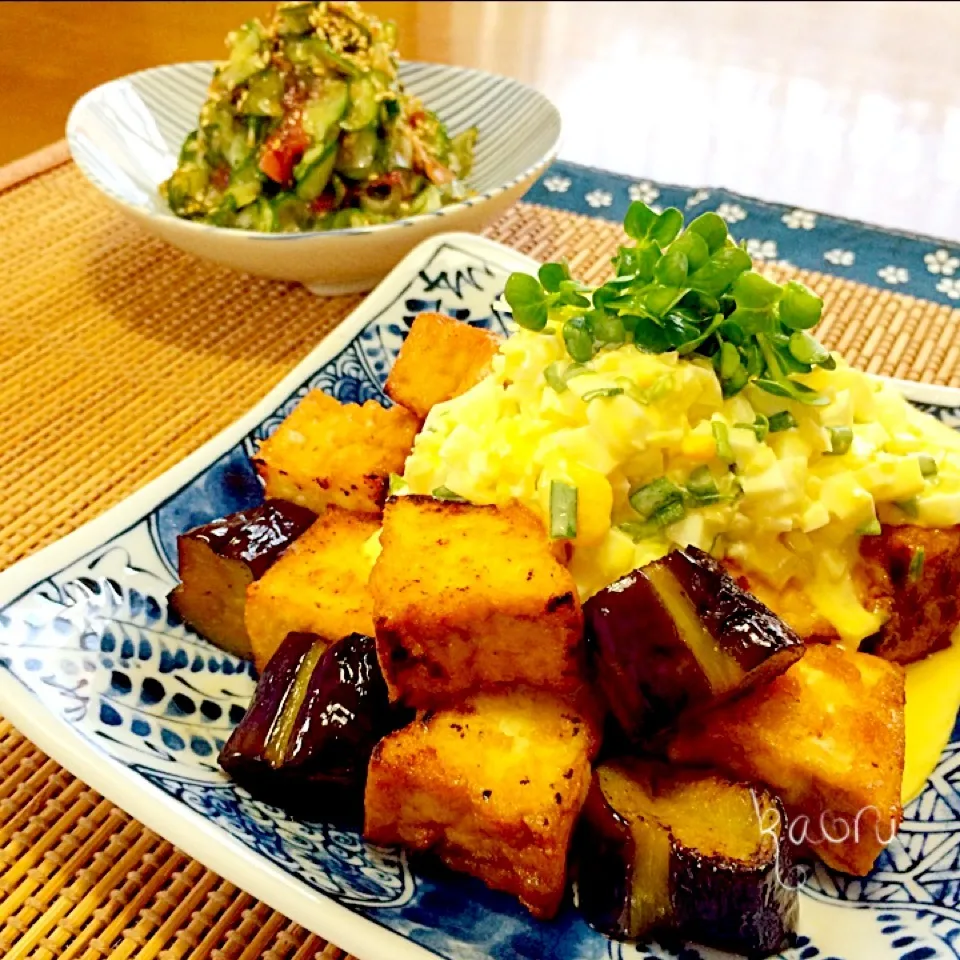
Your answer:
1;143;958;959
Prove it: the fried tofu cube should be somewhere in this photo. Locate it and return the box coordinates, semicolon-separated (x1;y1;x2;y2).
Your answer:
364;689;598;918
385;312;502;419
245;507;380;671
668;644;905;876
253;391;419;515
860;524;960;664
168;500;316;658
369;496;584;707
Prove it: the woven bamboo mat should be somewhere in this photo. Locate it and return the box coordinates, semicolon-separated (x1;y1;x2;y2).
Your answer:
1;143;959;959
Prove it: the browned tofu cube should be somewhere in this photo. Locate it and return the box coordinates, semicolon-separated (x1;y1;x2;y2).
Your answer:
385;312;502;419
253;390;419;515
668;644;905;876
364;689;599;918
168;500;316;658
245;507;380;671
370;496;584;707
860;524;960;664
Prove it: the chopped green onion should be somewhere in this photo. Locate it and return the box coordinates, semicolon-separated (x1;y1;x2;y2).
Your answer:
655;499;687;527
733;415;769;442
686;466;720;503
909;547;926;582
918;455;938;478
388;473;407;496
826;425;853;456
549;480;578;539
615;376;649;406
646;373;675;402
712;422;734;462
896;498;920;518
629;477;684;520
581;386;624;402
617;519;660;542
432;485;466;502
754;413;770;441
708;532;727;559
857;517;882;536
768;411;798;433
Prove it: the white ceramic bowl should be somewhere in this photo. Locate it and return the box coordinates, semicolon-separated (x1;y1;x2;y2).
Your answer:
66;61;561;294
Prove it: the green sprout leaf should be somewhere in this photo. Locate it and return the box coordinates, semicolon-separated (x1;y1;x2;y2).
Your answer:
538;261;571;293
502;201;830;401
624;201;658;240
503;273;548;331
686;211;728;253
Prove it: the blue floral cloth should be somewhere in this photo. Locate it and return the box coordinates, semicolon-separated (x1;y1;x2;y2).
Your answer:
526;161;960;310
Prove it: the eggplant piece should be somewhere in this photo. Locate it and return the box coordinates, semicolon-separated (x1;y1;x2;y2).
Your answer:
168;499;316;658
574;760;798;957
220;632;409;823
584;546;804;740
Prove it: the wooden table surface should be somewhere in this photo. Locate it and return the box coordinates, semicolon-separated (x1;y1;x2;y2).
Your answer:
3;1;960;239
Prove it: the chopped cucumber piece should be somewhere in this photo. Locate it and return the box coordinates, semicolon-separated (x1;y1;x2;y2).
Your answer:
225;123;257;169
302;82;349;142
224;163;263;209
295;141;338;201
178;130;201;165
271;193;309;232
275;1;313;36
342;75;379;131
163;164;210;215
235;196;277;232
449;127;478;178
284;35;327;69
408;184;443;215
318;40;361;77
238;69;284;117
336;128;379;180
219;20;268;90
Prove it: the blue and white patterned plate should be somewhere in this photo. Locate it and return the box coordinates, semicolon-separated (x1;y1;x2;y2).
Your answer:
66;61;560;293
2;233;960;960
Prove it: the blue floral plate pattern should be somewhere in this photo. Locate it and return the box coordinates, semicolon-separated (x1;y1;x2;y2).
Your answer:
2;232;960;960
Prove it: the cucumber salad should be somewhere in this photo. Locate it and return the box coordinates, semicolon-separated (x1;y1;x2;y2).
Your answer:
161;1;477;232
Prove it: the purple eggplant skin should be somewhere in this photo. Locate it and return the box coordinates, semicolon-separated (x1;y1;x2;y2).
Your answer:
178;499;317;580
584;567;712;742
572;777;635;937
574;767;799;958
219;632;410;824
168;499;317;658
663;547;803;673
670;804;800;958
583;546;803;741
